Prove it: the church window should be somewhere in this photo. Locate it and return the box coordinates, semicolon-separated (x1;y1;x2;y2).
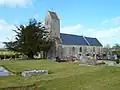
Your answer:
84;47;87;52
72;47;75;52
93;47;95;52
80;47;82;52
98;47;100;52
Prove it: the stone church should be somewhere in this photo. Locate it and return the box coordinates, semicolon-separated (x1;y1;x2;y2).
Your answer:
44;11;103;59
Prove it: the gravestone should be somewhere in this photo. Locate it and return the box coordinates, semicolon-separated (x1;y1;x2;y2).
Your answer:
86;54;97;65
80;55;88;63
21;70;48;77
114;54;118;60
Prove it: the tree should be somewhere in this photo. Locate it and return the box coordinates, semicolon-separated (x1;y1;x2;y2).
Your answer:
112;43;120;50
104;44;111;55
4;19;52;59
112;44;120;56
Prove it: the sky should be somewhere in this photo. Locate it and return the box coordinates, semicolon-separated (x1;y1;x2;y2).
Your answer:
0;0;120;48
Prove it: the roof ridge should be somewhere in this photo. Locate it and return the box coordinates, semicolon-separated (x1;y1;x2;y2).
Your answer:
60;33;97;40
84;36;96;39
60;33;82;37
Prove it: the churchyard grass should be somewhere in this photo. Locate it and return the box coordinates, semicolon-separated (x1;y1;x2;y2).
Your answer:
0;60;120;90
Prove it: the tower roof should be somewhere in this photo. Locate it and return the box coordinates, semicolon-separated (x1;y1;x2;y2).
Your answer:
48;11;59;20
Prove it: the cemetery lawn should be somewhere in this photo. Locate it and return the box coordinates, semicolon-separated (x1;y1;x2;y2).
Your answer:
0;60;120;90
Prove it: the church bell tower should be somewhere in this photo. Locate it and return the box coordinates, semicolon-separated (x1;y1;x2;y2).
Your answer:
44;11;62;58
44;11;60;38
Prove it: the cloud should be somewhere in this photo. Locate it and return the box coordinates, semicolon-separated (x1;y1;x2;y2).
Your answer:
112;16;120;23
0;0;33;7
102;20;109;24
85;27;120;46
61;24;83;34
0;20;14;31
0;19;15;43
61;24;120;46
101;16;120;25
1;19;120;47
102;16;120;24
0;42;4;48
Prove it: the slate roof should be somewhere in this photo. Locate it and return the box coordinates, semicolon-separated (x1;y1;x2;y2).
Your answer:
60;33;102;46
48;11;59;20
85;37;102;46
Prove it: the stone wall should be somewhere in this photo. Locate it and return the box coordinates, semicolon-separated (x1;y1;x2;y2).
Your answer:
62;45;103;58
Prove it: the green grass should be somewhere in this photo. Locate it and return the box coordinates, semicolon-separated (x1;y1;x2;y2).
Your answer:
0;60;120;90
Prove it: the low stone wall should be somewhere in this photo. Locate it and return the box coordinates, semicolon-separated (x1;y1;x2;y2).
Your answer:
21;70;48;77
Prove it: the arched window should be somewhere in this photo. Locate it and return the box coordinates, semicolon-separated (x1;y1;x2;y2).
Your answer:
72;47;75;52
93;47;95;52
80;47;82;52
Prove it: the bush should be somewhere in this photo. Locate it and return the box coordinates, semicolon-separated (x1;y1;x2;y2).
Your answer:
116;59;119;64
101;60;106;64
